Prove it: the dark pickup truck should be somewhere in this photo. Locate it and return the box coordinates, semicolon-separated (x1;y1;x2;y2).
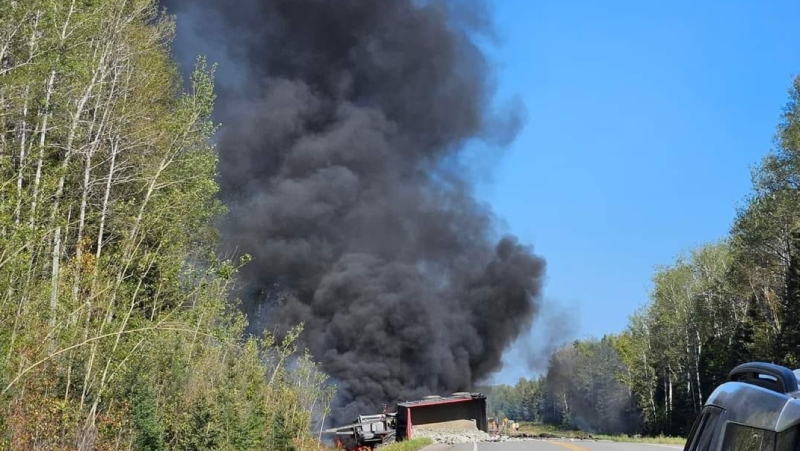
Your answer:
685;362;800;451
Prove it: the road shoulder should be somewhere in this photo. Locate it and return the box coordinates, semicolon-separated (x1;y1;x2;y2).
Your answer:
420;443;455;451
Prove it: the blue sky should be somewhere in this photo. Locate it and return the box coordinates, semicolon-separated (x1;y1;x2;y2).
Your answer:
480;0;800;384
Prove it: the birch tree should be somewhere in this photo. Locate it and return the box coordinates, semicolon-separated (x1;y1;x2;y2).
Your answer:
0;1;335;449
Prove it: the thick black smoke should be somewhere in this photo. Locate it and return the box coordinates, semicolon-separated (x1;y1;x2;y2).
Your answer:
162;0;546;421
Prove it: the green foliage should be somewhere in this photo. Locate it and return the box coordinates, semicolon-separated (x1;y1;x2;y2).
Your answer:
488;338;640;435
130;384;166;451
0;1;334;450
177;399;220;451
269;413;297;451
378;438;433;451
485;377;546;423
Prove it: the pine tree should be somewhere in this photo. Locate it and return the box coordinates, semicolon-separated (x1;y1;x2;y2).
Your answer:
774;230;800;367
270;413;297;451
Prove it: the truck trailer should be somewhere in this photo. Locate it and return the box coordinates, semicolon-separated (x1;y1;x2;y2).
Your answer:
324;392;488;450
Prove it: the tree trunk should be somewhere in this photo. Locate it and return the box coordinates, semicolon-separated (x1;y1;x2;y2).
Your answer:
29;69;56;227
95;137;118;263
695;331;703;410
49;226;61;331
14;85;30;224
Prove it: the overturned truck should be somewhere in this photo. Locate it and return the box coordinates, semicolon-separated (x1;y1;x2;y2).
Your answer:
326;413;398;451
324;392;487;450
395;392;488;441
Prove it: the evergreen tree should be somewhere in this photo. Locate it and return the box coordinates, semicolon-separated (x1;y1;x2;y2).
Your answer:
774;230;800;367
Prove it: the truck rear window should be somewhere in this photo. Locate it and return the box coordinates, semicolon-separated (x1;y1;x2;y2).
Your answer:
721;424;796;451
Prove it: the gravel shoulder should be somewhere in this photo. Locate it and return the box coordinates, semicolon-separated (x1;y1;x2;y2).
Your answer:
412;419;491;445
420;443;456;451
411;420;685;451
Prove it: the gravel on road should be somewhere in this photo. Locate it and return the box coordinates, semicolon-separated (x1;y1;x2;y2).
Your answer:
412;420;493;445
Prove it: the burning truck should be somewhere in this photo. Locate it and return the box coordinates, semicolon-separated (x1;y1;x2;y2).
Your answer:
324;392;488;450
326;413;398;451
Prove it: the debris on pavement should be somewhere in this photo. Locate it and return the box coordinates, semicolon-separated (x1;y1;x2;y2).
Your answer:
412;420;493;444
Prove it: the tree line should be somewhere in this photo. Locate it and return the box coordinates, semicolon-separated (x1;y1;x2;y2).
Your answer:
487;74;800;438
0;1;333;449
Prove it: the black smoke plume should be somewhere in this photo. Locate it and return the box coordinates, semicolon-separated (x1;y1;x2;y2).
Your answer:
162;0;546;421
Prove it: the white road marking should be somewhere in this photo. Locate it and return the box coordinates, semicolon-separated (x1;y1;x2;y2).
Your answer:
473;441;478;451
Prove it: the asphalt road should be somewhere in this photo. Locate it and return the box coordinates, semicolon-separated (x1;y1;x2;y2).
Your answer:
446;440;685;451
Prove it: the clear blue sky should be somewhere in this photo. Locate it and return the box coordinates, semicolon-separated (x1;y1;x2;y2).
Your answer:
480;0;800;384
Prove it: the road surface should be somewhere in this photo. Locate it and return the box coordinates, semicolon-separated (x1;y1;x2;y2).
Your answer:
444;440;684;451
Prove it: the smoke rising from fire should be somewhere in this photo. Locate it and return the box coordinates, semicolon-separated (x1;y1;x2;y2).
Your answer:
162;0;546;420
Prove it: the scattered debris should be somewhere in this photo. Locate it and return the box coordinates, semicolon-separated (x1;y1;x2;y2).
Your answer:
411;423;492;445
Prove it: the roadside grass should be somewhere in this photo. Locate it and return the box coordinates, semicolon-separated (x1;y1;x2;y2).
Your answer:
593;434;686;445
513;422;686;446
377;438;433;450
